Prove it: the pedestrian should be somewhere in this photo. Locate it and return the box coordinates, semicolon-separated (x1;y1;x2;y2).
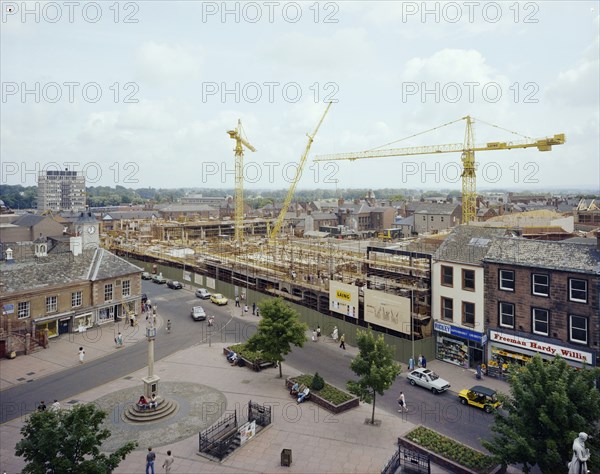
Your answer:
332;326;339;341
252;302;256;315
78;347;85;364
235;296;240;307
339;334;346;350
115;332;123;348
418;354;423;368
316;325;321;338
130;313;135;328
255;308;260;317
146;447;156;474
422;355;427;368
312;329;317;342
244;304;249;313
398;391;407;413
37;400;47;411
162;450;174;473
50;399;60;411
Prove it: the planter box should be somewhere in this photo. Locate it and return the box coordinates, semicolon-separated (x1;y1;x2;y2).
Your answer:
223;347;276;372
286;378;359;414
398;432;504;474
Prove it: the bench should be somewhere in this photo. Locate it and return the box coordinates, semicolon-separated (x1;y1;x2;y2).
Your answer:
222;347;275;372
286;380;311;402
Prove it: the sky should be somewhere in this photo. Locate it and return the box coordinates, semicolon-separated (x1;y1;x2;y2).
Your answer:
1;1;599;193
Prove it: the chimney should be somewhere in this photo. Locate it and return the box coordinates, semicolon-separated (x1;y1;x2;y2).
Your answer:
70;236;82;256
338;198;344;206
596;231;600;251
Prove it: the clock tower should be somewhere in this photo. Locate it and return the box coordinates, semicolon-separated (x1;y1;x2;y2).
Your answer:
75;211;100;249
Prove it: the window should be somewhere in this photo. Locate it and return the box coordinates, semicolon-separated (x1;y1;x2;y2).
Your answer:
441;217;444;222
72;291;82;308
499;302;515;328
441;297;453;321
570;315;588;344
462;302;475;326
569;279;588;303
46;296;57;313
18;301;30;319
532;308;549;336
122;280;131;297
462;269;475;291
499;269;515;291
532;274;549;297
104;284;113;302
441;266;453;286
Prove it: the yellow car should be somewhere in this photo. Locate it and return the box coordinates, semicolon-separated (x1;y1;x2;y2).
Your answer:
210;293;228;305
458;386;501;413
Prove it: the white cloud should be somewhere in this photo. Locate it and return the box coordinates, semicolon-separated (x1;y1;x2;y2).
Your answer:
135;42;203;85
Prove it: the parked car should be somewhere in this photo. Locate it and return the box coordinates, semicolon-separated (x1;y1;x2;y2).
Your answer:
458;386;501;413
195;288;211;299
210;293;228;305
406;368;451;394
191;306;207;321
167;280;183;289
141;293;148;303
141;271;152;280
152;274;167;284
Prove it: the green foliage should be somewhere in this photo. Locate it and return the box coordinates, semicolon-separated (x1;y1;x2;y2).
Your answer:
481;355;600;474
293;375;354;405
15;403;137;473
347;329;401;424
407;427;495;473
245;298;308;378
311;372;325;391
229;343;275;363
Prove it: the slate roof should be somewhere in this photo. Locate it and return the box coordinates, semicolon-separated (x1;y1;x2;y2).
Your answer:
408;202;460;215
484;237;600;274
433;225;508;265
0;248;143;294
394;215;414;226
159;204;217;212
11;214;46;227
103;211;158;220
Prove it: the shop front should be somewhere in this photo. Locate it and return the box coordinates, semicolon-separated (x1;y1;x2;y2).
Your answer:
34;311;75;339
434;321;487;369
74;312;93;332
487;329;594;378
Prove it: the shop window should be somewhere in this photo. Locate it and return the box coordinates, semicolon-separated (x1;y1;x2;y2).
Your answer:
98;306;114;324
18;301;30;319
441;297;453;321
532;274;549;297
46;296;58;313
499;302;515;328
569;279;587;303
441;266;453;287
104;284;113;302
499;269;515;291
462;302;475;326
532;308;549;336
462;269;475;291
569;315;588;344
122;280;131;297
72;291;82;308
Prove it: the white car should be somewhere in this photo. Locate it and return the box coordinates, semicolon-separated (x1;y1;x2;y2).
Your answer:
195;288;211;299
191;306;207;321
406;368;451;394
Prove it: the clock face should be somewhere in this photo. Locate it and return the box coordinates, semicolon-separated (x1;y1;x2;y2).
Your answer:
87;226;96;234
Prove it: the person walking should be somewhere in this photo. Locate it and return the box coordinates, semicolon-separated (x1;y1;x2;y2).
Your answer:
37;401;47;411
78;347;85;364
162;450;174;473
252;302;256;315
115;332;123;348
422;355;427;368
398;391;407;413
339;334;346;350
130;313;135;328
312;329;317;342
50;399;60;411
316;325;321;338
235;296;240;307
417;354;423;368
146;447;156;474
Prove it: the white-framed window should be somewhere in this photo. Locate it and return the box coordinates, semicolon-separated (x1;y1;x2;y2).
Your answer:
46;296;58;313
72;291;82;308
18;301;30;319
104;284;113;302
532;274;549;297
569;279;588;303
569;315;588;344
441;297;453;321
122;280;130;297
499;269;515;291
499;302;515;328
532;308;549;336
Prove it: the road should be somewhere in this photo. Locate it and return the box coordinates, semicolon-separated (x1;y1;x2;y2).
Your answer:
1;283;493;449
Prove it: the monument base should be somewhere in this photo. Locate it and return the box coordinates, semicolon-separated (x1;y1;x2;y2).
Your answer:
142;375;160;398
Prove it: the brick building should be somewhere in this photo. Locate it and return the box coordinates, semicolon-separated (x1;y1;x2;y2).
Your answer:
483;237;600;376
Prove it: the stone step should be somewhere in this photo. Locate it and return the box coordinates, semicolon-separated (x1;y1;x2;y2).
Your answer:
122;398;179;423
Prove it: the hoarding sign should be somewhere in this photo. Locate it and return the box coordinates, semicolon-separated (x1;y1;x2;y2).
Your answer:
329;281;359;318
364;288;410;334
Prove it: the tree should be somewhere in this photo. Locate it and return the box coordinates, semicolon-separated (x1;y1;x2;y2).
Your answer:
347;329;401;425
481;355;600;473
15;403;137;473
245;298;307;378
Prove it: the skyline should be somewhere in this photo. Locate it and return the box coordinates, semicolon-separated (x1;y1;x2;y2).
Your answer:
1;1;599;191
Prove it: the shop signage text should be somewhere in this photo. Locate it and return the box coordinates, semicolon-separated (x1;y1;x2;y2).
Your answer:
434;321;485;344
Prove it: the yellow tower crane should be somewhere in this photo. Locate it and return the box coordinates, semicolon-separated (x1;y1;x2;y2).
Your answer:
314;115;565;224
270;102;332;242
227;119;256;244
